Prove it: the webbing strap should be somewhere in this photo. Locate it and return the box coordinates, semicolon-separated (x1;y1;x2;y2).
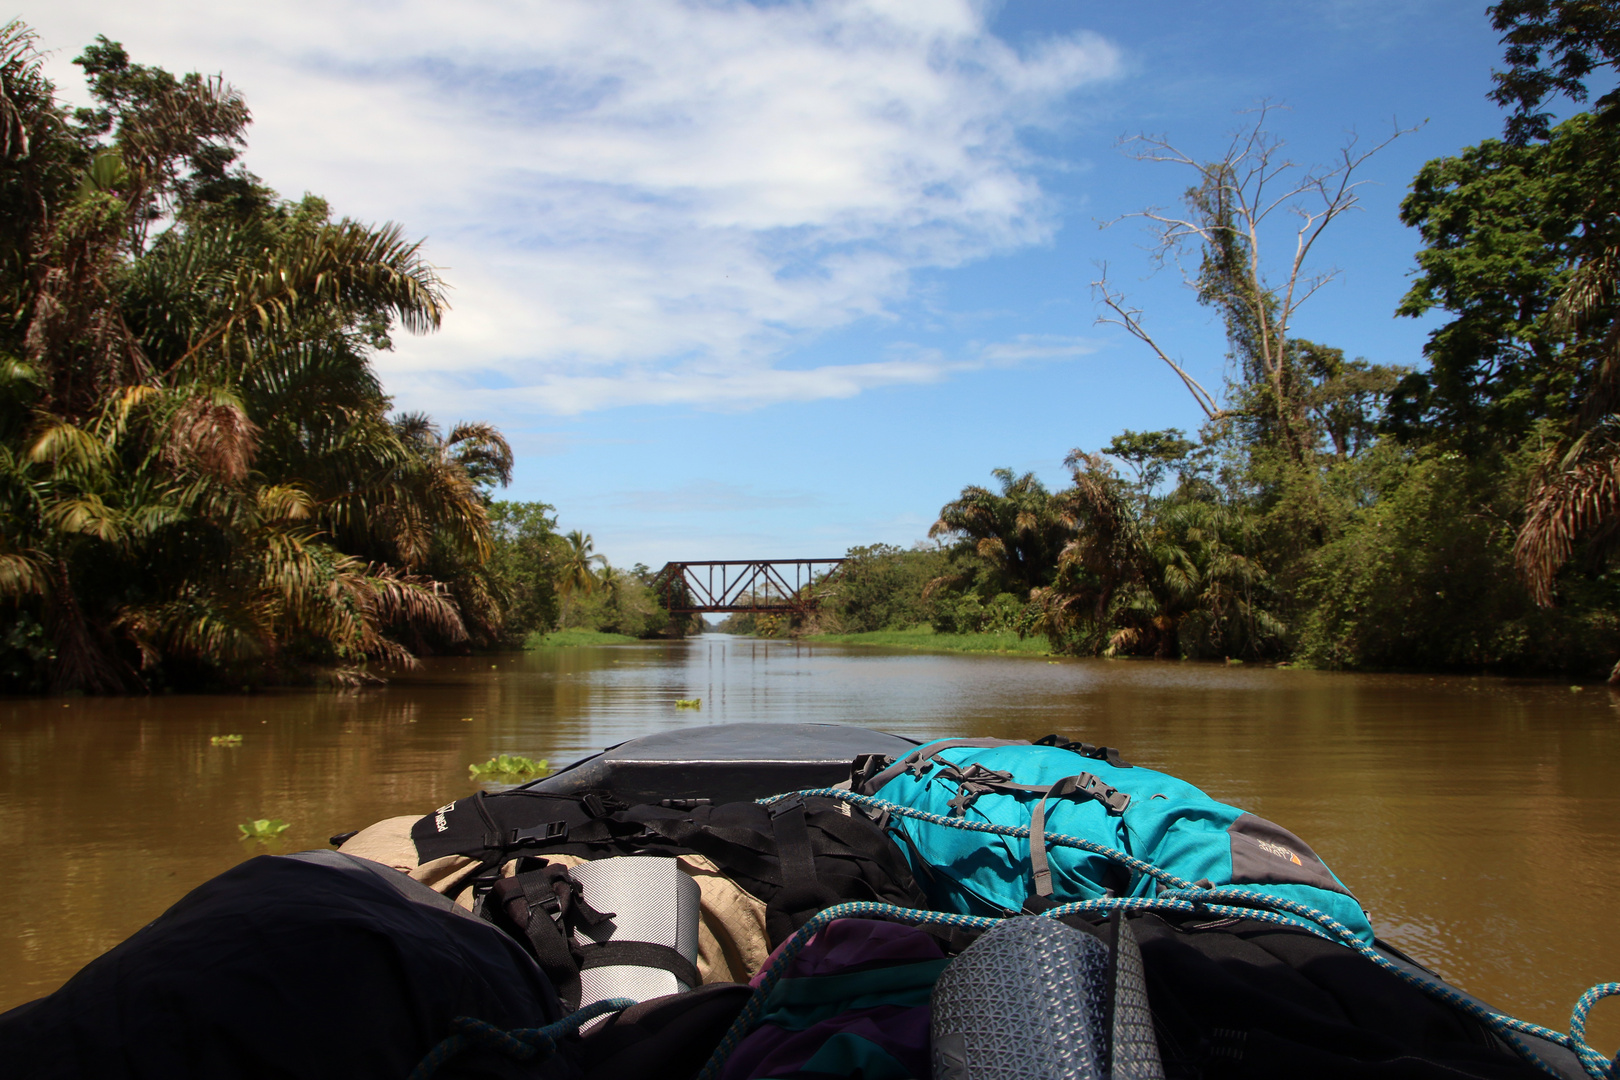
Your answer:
1027;773;1132;897
854;738;1029;795
491;874;582;1009
578;939;701;989
769;795;817;891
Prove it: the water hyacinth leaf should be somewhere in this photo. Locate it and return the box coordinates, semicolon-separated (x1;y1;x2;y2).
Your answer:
467;754;548;781
238;818;289;840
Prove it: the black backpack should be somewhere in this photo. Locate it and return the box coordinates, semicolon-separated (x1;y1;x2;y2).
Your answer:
411;788;929;946
1125;912;1555;1079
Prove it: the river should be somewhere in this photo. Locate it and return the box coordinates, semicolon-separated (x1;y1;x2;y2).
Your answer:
2;634;1617;1051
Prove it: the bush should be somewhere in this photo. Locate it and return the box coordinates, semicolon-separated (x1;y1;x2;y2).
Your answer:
822;544;946;632
1294;448;1620;674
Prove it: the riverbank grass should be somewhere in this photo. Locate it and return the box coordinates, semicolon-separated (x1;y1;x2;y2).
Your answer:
524;629;641;648
806;626;1051;656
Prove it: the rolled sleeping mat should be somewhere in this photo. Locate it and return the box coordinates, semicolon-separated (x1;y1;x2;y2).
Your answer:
568;856;702;1022
930;914;1164;1080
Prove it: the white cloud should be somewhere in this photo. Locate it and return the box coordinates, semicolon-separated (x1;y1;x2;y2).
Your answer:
34;0;1120;412
978;334;1102;364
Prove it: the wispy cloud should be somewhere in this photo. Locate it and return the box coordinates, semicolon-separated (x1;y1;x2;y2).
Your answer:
38;0;1120;413
978;334;1102;364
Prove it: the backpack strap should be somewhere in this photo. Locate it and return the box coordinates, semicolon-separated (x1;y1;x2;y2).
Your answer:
767;794;817;893
853;738;1029;795
484;863;618;1011
486;869;582;1008
578;940;701;990
1029;773;1132;898
1034;733;1134;769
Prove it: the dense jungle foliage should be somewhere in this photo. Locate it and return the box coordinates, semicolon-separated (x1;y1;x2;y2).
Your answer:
0;27;690;693
14;2;1620;689
773;2;1620;679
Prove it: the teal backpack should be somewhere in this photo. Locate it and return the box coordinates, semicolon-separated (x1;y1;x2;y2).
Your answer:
855;736;1376;945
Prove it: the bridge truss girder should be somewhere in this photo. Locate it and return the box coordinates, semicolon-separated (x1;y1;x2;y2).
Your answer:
656;559;846;614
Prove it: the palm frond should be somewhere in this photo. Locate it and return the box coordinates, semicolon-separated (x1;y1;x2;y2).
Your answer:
164;388;259;483
1515;436;1620;605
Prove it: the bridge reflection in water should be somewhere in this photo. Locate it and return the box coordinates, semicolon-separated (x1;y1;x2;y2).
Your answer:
655;559;845;614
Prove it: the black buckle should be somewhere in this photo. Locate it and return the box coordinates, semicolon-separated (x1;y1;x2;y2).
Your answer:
768;793;806;818
1034;733;1133;768
509;820;568;846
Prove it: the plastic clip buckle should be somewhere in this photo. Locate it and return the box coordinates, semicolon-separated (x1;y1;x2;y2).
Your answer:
509;820;569;846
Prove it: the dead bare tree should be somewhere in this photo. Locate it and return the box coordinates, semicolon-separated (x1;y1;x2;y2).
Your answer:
1095;103;1414;459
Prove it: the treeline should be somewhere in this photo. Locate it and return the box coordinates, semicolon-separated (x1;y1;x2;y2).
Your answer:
484;508;692;644
0;27;672;694
798;4;1620;679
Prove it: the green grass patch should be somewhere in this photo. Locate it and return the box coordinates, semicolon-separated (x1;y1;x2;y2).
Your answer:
807;626;1052;656
524;628;641;648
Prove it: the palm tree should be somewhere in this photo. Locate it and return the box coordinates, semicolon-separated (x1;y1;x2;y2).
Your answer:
1133;500;1279;658
1516;415;1620;608
0;30;510;689
1515;241;1620;683
555;530;606;628
928;468;1070;598
1031;453;1146;652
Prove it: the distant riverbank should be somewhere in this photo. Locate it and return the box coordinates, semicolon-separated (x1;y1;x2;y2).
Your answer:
803;627;1051;656
524;629;642;648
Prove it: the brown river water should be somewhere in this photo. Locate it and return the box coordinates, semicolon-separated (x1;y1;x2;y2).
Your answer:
2;634;1617;1053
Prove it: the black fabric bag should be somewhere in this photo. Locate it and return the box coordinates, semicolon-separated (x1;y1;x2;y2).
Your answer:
0;851;578;1080
576;983;753;1080
1123;913;1555;1079
413;789;929;945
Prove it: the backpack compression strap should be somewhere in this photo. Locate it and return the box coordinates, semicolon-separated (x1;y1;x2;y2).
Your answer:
853;738;1029;796
1028;773;1132;898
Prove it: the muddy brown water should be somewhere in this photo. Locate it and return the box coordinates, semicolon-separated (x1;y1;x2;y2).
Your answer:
2;634;1617;1053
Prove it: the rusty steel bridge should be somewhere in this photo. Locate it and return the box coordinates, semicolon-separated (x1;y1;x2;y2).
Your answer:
655;559;846;615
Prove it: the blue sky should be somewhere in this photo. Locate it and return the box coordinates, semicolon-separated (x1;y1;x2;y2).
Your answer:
34;1;1512;569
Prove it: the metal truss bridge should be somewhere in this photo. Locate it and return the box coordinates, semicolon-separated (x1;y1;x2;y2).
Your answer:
655;559;846;614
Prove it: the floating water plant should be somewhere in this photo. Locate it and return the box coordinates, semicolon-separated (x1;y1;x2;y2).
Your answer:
676;698;702;710
468;754;548;781
210;734;243;746
239;818;289;841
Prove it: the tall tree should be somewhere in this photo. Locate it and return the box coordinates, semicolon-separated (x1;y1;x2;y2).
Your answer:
1458;3;1620;665
555;530;605;626
1096;105;1410;464
0;27;514;690
1031;453;1144;652
1490;0;1620;144
1392;117;1603;446
928;468;1070;598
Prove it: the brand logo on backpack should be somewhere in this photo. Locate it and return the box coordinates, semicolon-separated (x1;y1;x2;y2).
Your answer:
434;804;454;834
1255;838;1303;866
